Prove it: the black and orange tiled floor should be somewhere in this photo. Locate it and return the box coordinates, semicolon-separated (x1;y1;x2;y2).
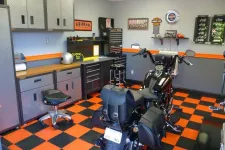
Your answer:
1;85;225;150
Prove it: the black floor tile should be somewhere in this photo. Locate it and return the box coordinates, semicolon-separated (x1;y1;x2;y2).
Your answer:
80;130;102;145
186;121;201;130
79;101;95;107
176;136;196;150
80;118;93;129
97;95;101;98
49;132;76;148
63;103;75;109
174;88;190;94
173;96;185;101
173;111;192;120
87;95;94;99
65;110;75;116
90;146;100;150
216;97;225;103
194;110;211;117
98;101;103;105
161;142;174;150
181;102;197;108
199;101;214;106
24;122;48;133
188;91;203;99
16;135;45;150
80;109;95;117
1;138;12;147
57;120;75;131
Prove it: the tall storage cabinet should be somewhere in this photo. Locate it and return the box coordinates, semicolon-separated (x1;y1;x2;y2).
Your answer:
0;5;20;133
45;0;74;31
6;0;45;29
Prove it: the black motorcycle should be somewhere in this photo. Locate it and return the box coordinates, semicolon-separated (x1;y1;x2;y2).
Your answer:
91;49;195;149
131;48;195;132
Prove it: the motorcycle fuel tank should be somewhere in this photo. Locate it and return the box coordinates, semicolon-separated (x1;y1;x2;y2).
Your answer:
143;70;172;93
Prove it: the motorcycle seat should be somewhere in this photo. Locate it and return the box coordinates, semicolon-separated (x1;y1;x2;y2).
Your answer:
129;89;145;106
130;88;158;101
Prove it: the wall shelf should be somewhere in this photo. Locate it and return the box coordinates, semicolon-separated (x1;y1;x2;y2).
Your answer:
151;37;189;46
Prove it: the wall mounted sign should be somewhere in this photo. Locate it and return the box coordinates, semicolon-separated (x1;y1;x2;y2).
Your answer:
74;20;92;31
193;15;210;44
152;17;162;35
210;15;225;45
166;10;180;24
128;18;149;30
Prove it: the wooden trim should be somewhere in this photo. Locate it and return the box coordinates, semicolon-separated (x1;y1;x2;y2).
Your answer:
122;48;225;60
25;53;62;62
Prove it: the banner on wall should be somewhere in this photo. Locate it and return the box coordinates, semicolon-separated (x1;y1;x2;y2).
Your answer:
74;20;92;31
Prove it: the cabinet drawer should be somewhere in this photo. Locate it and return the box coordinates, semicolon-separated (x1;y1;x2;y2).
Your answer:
20;74;53;92
57;68;80;82
21;84;53;122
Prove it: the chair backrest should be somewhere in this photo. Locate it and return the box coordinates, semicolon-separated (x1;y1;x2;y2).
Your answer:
101;85;136;125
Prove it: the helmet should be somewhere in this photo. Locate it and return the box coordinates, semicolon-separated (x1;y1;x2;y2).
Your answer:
61;52;74;64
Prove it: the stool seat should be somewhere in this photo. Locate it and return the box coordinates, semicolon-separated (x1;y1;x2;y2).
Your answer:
42;89;71;106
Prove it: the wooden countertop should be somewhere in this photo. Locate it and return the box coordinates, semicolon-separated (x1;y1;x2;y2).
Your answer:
16;62;81;79
16;56;115;79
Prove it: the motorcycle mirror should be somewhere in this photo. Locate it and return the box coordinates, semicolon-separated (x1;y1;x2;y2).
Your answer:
185;49;196;57
223;51;225;58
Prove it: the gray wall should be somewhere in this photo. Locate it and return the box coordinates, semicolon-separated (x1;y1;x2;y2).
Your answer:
13;0;112;56
111;0;225;54
125;52;225;94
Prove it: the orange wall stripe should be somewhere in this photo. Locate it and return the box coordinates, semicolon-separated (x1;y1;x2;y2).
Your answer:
122;48;225;60
25;53;62;62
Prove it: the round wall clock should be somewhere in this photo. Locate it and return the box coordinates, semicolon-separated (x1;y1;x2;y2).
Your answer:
166;10;180;24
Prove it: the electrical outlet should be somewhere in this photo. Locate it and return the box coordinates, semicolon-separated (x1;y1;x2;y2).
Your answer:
131;70;134;75
46;38;49;44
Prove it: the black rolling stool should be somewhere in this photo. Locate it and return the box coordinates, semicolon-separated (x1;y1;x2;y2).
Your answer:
39;89;73;129
110;64;127;87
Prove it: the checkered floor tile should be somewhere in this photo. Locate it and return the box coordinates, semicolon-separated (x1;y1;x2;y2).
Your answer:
1;86;224;150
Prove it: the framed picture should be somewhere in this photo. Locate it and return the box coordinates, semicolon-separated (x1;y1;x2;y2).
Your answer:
128;18;149;30
74;20;92;31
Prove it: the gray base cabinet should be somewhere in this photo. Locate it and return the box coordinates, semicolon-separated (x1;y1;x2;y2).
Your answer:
57;68;82;108
19;73;54;123
21;85;53;122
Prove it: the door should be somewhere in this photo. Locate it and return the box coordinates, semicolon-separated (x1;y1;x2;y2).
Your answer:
46;0;62;30
0;6;20;132
71;77;82;101
57;80;72;107
21;85;53;122
61;0;74;30
27;0;45;29
7;0;28;28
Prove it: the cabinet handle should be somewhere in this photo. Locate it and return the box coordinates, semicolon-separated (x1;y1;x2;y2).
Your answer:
67;72;72;75
57;18;60;26
34;79;41;83
72;82;74;89
30;16;34;25
66;84;68;91
63;19;66;26
33;93;37;101
21;15;25;24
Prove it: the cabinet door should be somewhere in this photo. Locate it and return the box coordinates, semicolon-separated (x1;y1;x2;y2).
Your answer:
7;0;28;28
46;0;61;30
21;85;53;122
0;7;20;132
27;0;45;29
57;80;72;107
71;77;82;101
61;0;74;30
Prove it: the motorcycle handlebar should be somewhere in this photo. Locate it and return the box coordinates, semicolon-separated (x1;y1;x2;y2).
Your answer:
183;58;193;66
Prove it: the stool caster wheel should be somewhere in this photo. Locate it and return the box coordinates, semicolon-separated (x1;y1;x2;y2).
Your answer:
53;124;59;129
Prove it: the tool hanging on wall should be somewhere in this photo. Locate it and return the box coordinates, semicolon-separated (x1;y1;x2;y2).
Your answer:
152;17;162;36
